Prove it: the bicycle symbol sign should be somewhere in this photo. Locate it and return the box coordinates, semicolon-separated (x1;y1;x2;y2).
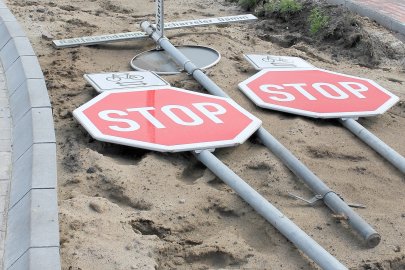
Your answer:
84;71;170;93
244;54;314;70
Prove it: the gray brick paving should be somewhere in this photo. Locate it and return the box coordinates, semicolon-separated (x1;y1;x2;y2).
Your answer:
4;189;59;269
0;53;11;270
327;0;405;36
0;2;60;269
0;182;9;197
0;196;5;214
0;140;11;152
0;128;10;140
0;152;11;179
0;231;4;270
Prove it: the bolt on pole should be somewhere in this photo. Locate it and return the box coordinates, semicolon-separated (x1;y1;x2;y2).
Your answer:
155;0;164;40
140;20;381;248
194;150;347;270
339;118;405;174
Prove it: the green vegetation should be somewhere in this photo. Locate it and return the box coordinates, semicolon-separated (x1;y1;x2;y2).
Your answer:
230;0;332;37
308;7;329;35
264;0;302;14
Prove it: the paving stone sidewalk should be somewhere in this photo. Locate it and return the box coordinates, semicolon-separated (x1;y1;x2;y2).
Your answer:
354;0;405;24
0;61;11;268
327;0;405;37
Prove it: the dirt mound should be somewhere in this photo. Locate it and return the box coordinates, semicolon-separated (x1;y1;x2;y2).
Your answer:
233;0;405;68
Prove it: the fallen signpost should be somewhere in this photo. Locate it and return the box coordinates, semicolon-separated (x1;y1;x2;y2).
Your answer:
73;86;262;152
140;20;381;250
74;81;348;270
65;0;375;267
339;118;405;174
238;67;404;174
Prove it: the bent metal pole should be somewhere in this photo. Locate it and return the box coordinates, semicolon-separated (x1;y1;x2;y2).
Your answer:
140;21;381;248
194;150;347;270
339;118;405;174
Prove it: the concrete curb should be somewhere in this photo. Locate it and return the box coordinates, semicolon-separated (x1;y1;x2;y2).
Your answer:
326;0;405;37
0;1;61;270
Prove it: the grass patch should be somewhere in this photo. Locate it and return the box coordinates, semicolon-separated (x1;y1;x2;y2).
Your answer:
308;7;329;35
265;0;302;14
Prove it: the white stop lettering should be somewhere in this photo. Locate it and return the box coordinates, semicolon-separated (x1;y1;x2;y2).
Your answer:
98;102;227;132
259;82;369;101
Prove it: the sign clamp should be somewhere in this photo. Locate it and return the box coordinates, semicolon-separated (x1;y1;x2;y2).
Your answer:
288;192;366;209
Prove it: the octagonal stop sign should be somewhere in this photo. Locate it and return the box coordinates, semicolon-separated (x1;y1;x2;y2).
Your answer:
73;87;262;152
238;68;399;118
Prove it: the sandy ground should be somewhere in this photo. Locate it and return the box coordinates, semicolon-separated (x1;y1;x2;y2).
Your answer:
4;0;405;269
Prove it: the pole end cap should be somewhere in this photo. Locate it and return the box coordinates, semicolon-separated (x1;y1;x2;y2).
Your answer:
366;233;381;248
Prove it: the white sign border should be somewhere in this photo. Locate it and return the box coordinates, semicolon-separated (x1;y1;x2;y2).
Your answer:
83;71;170;93
163;14;258;30
238;67;400;119
73;86;262;152
53;14;257;48
53;31;148;48
243;54;314;70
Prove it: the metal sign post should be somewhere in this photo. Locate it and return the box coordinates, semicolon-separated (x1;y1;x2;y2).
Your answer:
193;150;347;270
137;19;387;269
74;84;347;270
140;21;381;249
339;118;405;174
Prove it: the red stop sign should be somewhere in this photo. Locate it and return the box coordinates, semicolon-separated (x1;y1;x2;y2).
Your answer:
73;87;261;152
238;68;399;118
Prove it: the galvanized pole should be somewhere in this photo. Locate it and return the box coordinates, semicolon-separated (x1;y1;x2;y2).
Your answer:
339;118;405;174
194;150;347;270
140;21;381;248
